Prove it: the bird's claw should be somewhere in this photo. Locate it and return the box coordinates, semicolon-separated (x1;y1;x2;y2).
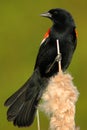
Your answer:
55;53;62;62
46;53;62;73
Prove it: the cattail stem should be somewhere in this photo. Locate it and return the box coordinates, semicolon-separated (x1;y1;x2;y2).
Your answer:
37;109;40;130
56;39;62;73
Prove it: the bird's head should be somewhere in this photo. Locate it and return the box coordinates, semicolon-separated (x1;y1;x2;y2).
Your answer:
41;8;75;29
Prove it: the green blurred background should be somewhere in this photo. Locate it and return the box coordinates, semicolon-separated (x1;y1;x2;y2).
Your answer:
0;0;87;130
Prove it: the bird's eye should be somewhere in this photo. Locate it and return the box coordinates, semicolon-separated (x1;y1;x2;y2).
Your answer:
54;11;58;15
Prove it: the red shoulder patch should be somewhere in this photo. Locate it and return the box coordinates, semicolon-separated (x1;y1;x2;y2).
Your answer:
75;29;78;38
44;28;51;39
40;29;51;46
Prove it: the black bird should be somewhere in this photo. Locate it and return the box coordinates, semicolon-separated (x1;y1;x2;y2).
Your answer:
4;8;77;127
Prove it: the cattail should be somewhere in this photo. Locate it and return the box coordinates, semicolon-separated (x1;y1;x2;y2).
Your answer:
39;40;80;130
40;72;79;130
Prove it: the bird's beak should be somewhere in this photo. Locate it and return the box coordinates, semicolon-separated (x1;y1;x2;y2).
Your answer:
40;12;52;18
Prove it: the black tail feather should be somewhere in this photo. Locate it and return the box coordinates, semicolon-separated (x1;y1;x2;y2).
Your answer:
7;92;26;121
4;78;30;107
14;95;39;127
4;69;48;127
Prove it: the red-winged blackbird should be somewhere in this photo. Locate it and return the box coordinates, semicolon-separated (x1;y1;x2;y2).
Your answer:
4;8;77;127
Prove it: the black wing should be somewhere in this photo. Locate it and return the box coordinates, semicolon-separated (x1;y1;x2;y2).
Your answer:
34;37;58;77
